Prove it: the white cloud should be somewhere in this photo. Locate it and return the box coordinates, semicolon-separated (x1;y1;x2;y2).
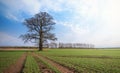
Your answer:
0;0;64;16
1;0;120;47
0;0;65;22
58;21;89;35
21;0;41;15
55;0;120;47
39;0;63;12
0;0;41;15
5;13;19;21
90;0;120;47
0;32;34;46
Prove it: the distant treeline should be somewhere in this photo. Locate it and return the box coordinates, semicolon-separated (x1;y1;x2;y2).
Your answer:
0;43;94;49
43;42;94;48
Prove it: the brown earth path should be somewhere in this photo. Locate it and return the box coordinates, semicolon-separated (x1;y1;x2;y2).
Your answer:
33;53;74;73
33;54;56;73
3;53;27;73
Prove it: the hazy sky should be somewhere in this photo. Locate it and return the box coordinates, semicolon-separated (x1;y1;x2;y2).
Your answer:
0;0;120;47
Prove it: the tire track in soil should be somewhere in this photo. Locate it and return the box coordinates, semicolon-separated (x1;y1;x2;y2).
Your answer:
33;53;74;73
33;54;56;73
3;53;27;73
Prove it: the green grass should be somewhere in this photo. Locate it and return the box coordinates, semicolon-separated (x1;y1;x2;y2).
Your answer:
22;55;40;73
0;51;24;73
0;49;120;73
38;49;120;73
40;49;120;57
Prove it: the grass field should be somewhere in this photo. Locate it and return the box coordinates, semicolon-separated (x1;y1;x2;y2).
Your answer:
38;49;120;73
0;49;120;73
0;51;24;72
23;54;40;73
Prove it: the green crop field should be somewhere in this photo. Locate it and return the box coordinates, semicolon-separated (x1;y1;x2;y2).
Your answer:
38;49;120;73
0;49;120;73
0;51;24;72
23;54;40;73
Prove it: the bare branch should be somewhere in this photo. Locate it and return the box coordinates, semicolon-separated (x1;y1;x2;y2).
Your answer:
20;12;57;51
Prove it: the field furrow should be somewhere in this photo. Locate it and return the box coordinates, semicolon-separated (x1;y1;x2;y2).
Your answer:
3;53;27;73
0;51;25;73
33;53;61;73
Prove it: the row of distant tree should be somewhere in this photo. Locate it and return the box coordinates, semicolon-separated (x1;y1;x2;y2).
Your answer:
43;42;94;48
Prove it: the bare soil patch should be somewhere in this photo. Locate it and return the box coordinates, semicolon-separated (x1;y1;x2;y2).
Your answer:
33;53;74;73
3;53;27;73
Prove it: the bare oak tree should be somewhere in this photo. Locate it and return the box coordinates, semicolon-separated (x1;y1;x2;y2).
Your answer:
20;12;57;51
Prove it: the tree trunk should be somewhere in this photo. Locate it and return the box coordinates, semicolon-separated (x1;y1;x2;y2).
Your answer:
39;24;43;51
39;37;42;51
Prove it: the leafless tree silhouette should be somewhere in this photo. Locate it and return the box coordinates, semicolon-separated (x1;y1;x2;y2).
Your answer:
20;12;57;51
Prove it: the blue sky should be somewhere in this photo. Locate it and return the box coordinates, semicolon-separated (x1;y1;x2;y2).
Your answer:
0;0;120;47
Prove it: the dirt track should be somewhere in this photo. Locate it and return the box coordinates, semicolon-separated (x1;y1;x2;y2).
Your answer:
33;54;55;73
33;53;74;73
2;51;74;73
3;53;27;73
